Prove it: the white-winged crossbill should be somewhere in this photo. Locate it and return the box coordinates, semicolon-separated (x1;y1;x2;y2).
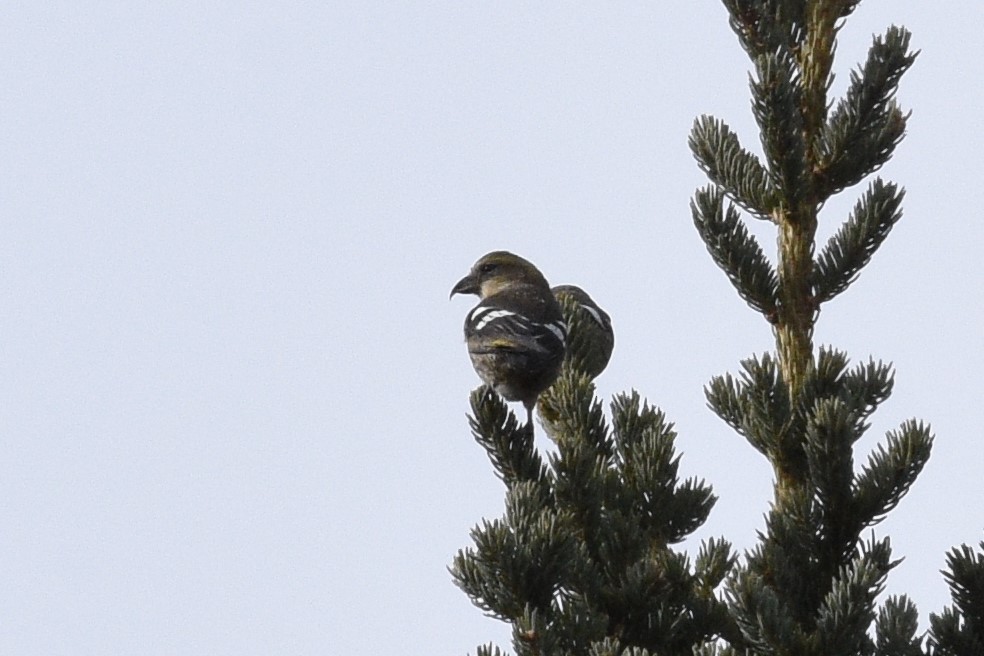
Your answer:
551;285;614;380
450;251;567;426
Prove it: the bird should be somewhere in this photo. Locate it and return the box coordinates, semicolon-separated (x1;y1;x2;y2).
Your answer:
450;251;567;426
537;285;614;441
551;285;614;380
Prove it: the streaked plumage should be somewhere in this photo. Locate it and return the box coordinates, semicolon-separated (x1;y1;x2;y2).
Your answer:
551;285;614;380
537;284;615;440
451;251;567;425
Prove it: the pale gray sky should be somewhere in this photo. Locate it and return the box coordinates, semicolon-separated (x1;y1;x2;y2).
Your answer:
3;2;983;654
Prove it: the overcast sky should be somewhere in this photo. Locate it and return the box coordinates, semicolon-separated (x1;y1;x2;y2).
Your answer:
4;2;983;654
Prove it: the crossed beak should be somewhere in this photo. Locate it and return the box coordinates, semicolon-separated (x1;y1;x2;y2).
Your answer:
450;273;479;299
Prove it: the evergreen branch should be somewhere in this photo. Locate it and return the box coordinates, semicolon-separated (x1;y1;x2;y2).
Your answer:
452;522;525;621
693;538;748;652
610;551;691;638
726;570;807;653
787;347;849;453
840;357;895;428
819;27;917;196
943;545;984;638
691;186;779;318
928;542;984;656
451;483;576;621
740;353;790;457
741;353;790;457
821;102;908;198
693;645;735;656
611;392;715;545
610;390;670;456
804;398;855;552
463;385;729;654
836;1;862;18
511;606;565;656
800;350;893;449
686;5;927;656
666;479;717;544
800;347;843;393
814;538;893;655
469;386;550;491
814;346;851;379
705;354;789;457
929;606;984;656
721;0;806;58
853;420;933;527
796;353;897;523
548;375;614;567
755;499;829;618
704;373;749;441
812;178;905;305
549;440;609;528
549;595;610;654
619;550;737;656
799;347;851;413
540;369;614;457
587;638;654;656
690;116;778;220
874;595;924;656
695;538;738;593
750;50;807;211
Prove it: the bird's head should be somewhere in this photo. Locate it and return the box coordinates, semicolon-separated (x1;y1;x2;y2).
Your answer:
450;251;549;299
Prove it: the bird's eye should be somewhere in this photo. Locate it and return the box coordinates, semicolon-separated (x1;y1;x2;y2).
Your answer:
479;262;498;274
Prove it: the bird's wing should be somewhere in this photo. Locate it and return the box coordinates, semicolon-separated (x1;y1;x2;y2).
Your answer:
579;303;611;331
465;305;566;355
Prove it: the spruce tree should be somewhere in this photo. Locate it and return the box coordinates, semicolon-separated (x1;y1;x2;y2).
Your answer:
449;2;984;655
451;300;737;655
928;541;984;655
688;1;933;654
